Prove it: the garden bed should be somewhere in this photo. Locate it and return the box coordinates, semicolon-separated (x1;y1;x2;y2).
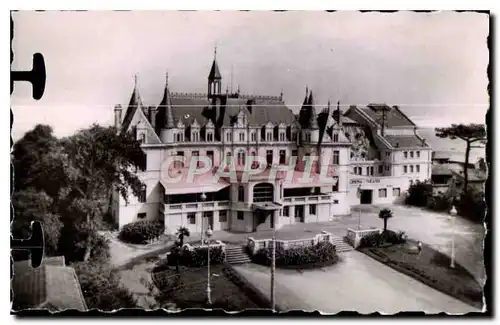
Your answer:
360;241;483;309
151;264;268;310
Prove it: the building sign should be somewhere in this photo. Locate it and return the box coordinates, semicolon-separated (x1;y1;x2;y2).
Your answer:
349;178;381;185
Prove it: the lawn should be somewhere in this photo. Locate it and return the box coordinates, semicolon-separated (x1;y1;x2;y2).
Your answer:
151;264;267;311
360;240;483;309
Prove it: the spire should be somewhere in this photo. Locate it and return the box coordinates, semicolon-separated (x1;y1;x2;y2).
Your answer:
159;71;174;129
208;44;222;80
336;100;342;126
128;74;143;109
308;90;318;129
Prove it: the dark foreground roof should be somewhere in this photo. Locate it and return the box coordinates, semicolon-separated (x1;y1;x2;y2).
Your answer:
361;104;416;128
383;135;429;149
12;259;87;312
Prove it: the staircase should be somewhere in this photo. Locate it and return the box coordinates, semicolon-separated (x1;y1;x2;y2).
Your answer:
331;236;354;252
225;245;252;265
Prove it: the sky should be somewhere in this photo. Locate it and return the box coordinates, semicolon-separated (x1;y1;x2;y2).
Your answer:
11;11;489;140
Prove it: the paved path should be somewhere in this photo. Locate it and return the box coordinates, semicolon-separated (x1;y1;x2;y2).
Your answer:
233;251;481;314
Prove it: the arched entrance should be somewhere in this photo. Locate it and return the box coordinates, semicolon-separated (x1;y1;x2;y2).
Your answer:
252;183;280;231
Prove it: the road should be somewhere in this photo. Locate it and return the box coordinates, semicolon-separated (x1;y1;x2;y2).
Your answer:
233;251;481;314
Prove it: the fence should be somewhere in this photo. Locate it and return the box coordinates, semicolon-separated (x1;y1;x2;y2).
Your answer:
345;228;382;248
246;231;335;255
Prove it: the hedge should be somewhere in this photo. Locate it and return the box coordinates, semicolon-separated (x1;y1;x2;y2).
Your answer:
359;230;407;248
251;242;338;267
118;220;165;244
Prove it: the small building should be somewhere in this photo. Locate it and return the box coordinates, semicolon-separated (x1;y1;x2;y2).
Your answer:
12;257;88;312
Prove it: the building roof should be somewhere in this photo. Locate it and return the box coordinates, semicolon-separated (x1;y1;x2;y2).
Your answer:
12;262;87;311
452;169;487;182
432;164;454;176
383;135;429;149
208;59;222;80
360;104;416;128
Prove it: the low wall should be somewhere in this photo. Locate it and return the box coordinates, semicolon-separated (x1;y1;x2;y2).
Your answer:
346;228;382;248
183;240;226;253
247;231;335;255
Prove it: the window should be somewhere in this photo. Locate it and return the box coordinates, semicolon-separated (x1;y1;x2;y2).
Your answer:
410;151;414;159
385;165;390;171
207;150;214;166
266;132;273;142
266;150;273;165
138;185;147;203
333;133;339;142
332;177;339;192
404;151;408;159
393;188;401;197
237;211;244;220
417;151;421;158
137;212;146;219
385;152;391;157
292;132;297;141
253;183;274;202
333;199;339;204
292;150;298;158
333;150;340;165
226;152;232;165
282;206;289;217
279;150;286;164
192;151;200;167
378;165;383;174
187;213;196;224
251;132;256;142
238;186;245;201
237;151;246;165
192;132;199;142
140;133;146;144
239;132;245;142
416;165;420;173
206;132;213;142
378;189;387;198
309;204;317;215
410;165;414;173
306;133;311;142
226;132;232;142
366;167;370;176
219;210;227;222
350;151;354;159
403;165;408;174
370;166;374;176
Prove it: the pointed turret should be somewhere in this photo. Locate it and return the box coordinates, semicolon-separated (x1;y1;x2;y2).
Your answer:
120;74;144;131
208;45;222;98
159;72;175;129
299;86;310;128
308;90;319;130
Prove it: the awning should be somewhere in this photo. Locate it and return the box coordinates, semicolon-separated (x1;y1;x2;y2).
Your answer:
160;169;230;195
283;171;338;189
252;202;282;211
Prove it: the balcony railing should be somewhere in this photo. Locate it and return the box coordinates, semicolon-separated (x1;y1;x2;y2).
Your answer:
282;195;331;205
164;201;230;214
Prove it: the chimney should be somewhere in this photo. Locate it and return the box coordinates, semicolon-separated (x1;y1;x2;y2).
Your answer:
246;99;254;114
149;107;157;128
114;104;122;129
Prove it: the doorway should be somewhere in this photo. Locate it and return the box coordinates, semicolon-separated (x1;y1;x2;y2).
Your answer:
203;211;214;231
360;190;373;204
295;205;305;223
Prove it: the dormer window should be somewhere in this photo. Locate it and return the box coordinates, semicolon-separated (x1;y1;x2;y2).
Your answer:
206;132;213;142
333;133;339;142
292;132;297;141
192;131;199;142
140;133;146;144
251;132;256;142
266;132;273;142
279;132;285;141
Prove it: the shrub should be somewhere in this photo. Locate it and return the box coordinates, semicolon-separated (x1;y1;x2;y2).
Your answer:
426;193;451;212
166;245;226;267
405;181;433;207
457;189;486;222
252;242;338;267
119;220;165;244
359;230;407;248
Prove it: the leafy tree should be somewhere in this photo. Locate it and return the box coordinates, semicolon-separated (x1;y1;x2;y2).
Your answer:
174;227;190;272
378;208;393;233
436;124;487;195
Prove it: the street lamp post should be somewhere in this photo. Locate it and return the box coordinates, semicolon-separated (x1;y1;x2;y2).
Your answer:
449;205;457;269
200;192;207;242
205;227;213;305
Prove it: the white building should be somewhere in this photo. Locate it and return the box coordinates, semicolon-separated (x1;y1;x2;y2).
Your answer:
111;53;432;234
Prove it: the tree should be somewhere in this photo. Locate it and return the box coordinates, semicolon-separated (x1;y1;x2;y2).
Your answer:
174;227;190;272
378;208;393;233
436;124;487;195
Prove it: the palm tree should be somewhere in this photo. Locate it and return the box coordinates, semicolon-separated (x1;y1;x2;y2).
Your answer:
174;227;190;273
176;226;190;247
378;208;393;233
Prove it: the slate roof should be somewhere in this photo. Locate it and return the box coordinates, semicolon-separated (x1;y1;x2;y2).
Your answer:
12;262;87;311
360;104;416;128
208;59;222;80
453;169;487;182
121;85;143;132
383;135;429;149
432;164;454;176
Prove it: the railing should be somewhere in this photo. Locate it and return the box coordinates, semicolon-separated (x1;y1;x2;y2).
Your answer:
164;201;230;214
247;230;335;255
345;228;382;248
282;195;331;205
